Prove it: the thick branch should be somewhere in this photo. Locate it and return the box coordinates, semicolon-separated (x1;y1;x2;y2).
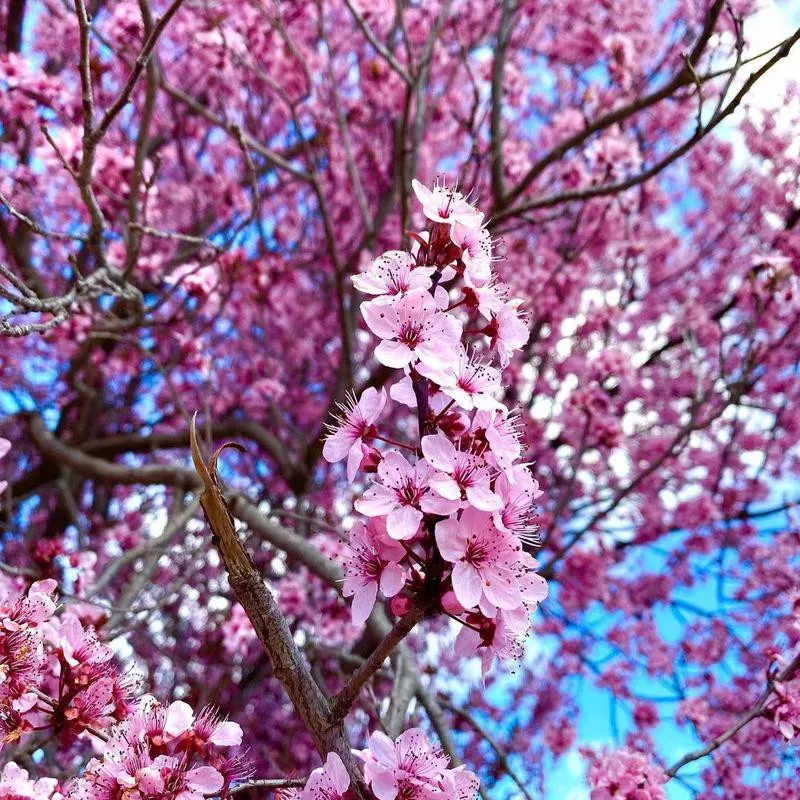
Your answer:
188;415;369;799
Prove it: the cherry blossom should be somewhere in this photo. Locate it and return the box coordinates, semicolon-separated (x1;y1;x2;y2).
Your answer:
493;465;543;545
435;509;522;611
355;451;435;540
2;1;800;796
450;224;493;287
482;301;529;367
0;762;61;799
418;349;503;412
411;179;484;229
343;520;407;624
361;291;462;370
300;753;350;800
587;748;666;800
323;387;388;482
360;728;477;800
421;433;501;512
352;251;435;297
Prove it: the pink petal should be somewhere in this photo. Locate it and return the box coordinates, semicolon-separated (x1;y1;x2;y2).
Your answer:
375;340;414;368
435;519;467;561
386;505;422;540
421;493;461;516
411;179;435;208
326;752;351;794
420;434;456;472
210;721;243;747
351;582;378;625
186;766;224;793
523;573;549;603
429;473;462;501
164;701;194;738
389;377;417;407
355;487;397;517
323;430;355;463
368;731;398;767
466;483;503;511
359;387;387;422
452;562;482;610
377;451;412;485
379;563;405;597
361;298;398;339
346;443;364;482
371;770;399;800
482;568;521;611
417;335;460;370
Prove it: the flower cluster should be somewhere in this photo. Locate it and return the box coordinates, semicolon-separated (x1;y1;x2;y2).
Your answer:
302;728;479;800
0;578;57;744
66;699;245;800
0;762;62;799
0;578;136;748
586;748;666;800
325;179;547;671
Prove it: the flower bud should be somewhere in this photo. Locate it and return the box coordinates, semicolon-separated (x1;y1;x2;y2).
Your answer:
390;595;413;617
441;591;465;615
359;445;382;473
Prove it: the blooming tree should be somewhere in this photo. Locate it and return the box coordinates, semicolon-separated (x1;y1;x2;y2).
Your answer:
1;1;800;798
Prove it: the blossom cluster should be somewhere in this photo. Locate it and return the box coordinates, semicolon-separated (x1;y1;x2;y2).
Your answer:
324;179;547;671
66;699;245;799
0;579;245;799
300;728;479;800
0;578;133;748
586;748;666;800
0;762;62;799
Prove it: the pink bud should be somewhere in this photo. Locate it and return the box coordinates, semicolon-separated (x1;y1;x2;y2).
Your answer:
360;445;382;473
390;595;413;616
441;591;464;615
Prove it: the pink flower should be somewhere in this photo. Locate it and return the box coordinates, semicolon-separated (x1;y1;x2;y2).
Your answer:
352;250;435;296
421;433;501;512
152;757;224;799
418;348;502;412
45;614;111;669
0;762;60;800
451;223;492;286
164;701;242;747
466;278;508;320
361;292;462;371
773;679;800;740
192;706;244;747
493;465;543;546
355;451;438;539
471;410;522;481
164;700;196;738
435;508;522;611
361;728;450;800
454;608;529;674
323;387;388;481
587;748;666;800
301;753;350;800
411;179;484;229
344;521;407;624
483;300;529;367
